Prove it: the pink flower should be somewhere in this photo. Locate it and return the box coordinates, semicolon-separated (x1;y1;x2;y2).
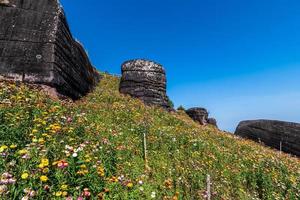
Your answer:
57;160;69;169
2;173;12;179
82;188;91;197
8;178;16;184
67;117;73;123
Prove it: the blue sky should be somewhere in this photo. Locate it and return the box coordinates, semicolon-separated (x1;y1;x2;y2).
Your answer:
60;0;300;132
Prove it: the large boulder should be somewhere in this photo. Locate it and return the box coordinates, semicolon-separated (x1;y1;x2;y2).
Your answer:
235;120;300;157
119;59;172;110
0;0;100;99
186;107;217;127
186;108;208;125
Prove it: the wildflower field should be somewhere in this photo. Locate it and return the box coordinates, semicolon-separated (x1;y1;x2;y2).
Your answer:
0;74;299;200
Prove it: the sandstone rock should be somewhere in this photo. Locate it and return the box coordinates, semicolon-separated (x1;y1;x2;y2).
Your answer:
186;108;209;125
0;0;100;99
186;107;217;127
119;59;172;110
235;120;300;157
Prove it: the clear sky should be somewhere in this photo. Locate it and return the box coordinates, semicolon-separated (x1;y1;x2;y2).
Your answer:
60;0;300;132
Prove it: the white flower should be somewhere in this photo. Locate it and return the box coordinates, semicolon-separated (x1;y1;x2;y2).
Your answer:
138;180;143;185
8;160;16;167
72;152;78;158
151;191;156;198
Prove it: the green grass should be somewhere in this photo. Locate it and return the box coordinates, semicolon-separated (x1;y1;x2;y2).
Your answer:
0;75;299;200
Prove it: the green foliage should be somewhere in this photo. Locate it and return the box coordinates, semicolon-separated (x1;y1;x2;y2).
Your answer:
167;97;174;109
0;77;299;199
177;105;185;111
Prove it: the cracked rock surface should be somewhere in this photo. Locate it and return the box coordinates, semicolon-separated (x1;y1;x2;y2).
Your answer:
119;59;172;110
0;0;100;99
235;120;300;157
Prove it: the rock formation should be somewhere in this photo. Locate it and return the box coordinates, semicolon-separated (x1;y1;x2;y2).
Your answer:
119;59;172;110
0;0;100;99
186;107;217;127
208;118;218;127
235;120;300;157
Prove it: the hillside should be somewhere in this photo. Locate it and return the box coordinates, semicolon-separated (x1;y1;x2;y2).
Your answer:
0;74;299;200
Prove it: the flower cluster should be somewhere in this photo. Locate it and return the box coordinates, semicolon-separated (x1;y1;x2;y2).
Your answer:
0;76;299;199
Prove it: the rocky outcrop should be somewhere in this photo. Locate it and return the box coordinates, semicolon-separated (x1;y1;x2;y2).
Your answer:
119;59;172;110
186;107;217;127
208;118;218;127
0;0;100;99
235;120;300;156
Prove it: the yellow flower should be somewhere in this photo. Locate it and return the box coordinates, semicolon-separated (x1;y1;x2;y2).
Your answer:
61;185;68;191
18;149;28;155
42;159;49;165
38;138;45;144
38;163;45;169
0;145;8;152
76;170;88;176
42;168;49;174
39;158;49;168
40;175;48;182
80;164;87;169
9;144;17;149
126;182;133;188
55;191;62;197
21;173;29;180
97;166;105;177
62;191;68;197
32;129;38;134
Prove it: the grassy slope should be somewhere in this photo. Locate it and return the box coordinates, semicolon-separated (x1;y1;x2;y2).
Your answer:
0;74;299;200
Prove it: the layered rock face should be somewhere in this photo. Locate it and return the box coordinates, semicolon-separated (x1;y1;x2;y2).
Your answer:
235;120;300;156
0;0;100;99
186;107;217;127
119;59;172;110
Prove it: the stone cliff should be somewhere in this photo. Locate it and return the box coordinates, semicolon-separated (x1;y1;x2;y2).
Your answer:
0;0;100;99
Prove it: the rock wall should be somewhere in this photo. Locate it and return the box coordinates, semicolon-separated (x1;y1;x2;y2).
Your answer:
235;120;300;157
186;107;217;127
119;59;172;110
0;0;100;99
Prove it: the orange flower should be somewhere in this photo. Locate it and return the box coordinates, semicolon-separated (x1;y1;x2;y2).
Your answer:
164;179;173;189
